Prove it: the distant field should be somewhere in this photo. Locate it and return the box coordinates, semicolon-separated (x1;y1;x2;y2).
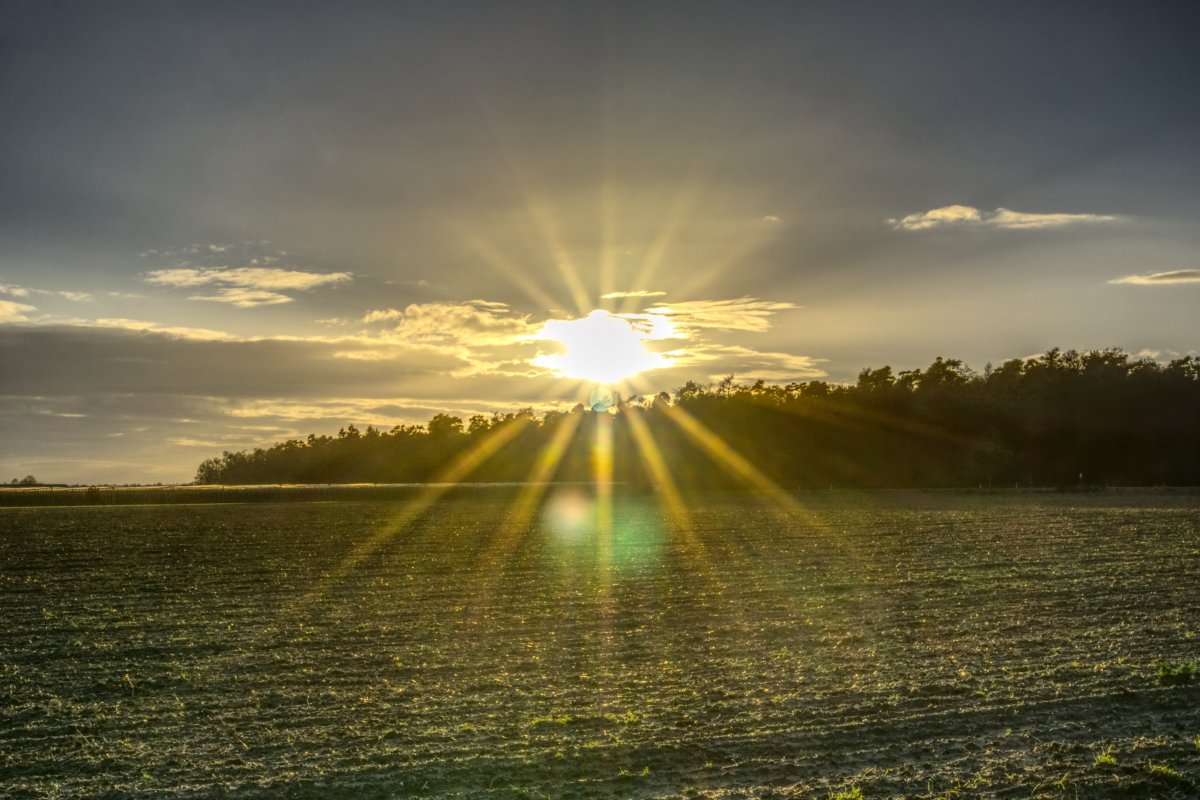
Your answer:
2;492;1198;798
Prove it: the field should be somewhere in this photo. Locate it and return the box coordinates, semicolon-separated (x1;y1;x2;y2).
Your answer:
2;491;1199;798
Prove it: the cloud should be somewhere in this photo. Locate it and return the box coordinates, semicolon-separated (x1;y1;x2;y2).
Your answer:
890;205;1121;231
600;290;667;299
189;288;295;308
1;284;92;305
144;266;352;307
763;215;780;222
91;317;235;341
0;325;470;399
391;300;537;346
665;343;826;382
642;297;798;333
362;308;404;323
1109;269;1200;285
33;289;94;301
0;299;37;323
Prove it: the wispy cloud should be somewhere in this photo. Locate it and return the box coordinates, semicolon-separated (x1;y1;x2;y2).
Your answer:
91;318;235;340
890;205;1121;231
1109;269;1200;285
189;288;295;308
144;266;352;307
33;289;93;302
2;284;93;303
667;343;826;381
0;299;37;323
643;297;798;333
145;266;352;290
601;290;667;299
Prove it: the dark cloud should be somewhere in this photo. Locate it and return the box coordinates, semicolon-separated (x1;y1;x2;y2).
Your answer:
0;325;466;398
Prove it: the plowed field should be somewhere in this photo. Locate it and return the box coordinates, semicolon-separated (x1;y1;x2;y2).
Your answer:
2;491;1198;798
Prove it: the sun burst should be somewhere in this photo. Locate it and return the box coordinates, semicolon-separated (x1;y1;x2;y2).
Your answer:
531;309;668;384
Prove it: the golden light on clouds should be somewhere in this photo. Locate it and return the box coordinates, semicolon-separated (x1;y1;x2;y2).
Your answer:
531;309;671;384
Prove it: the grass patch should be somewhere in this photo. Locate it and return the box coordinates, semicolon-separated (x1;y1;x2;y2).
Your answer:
1155;660;1197;686
527;714;572;727
1146;761;1180;778
828;788;863;800
1094;748;1117;766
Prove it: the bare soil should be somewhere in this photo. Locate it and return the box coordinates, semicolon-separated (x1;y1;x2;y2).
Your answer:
1;491;1198;798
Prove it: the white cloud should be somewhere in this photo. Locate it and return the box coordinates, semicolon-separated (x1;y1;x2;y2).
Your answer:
672;343;826;381
763;215;781;222
890;204;982;230
890;205;1120;231
33;289;93;302
642;297;798;333
188;288;295;308
91;318;235;340
391;300;537;347
0;299;37;323
2;285;92;303
144;266;352;307
601;290;668;299
988;208;1121;229
362;308;404;323
1109;269;1200;285
145;266;352;290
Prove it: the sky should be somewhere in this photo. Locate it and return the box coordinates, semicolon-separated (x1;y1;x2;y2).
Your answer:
2;0;1198;484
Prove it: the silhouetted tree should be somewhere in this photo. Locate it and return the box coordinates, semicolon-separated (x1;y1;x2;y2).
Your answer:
194;349;1200;489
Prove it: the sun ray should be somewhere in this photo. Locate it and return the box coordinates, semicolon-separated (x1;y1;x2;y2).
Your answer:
666;223;779;302
619;172;709;315
661;404;792;502
622;406;720;585
599;176;617;304
658;403;868;579
466;410;585;608
463;86;592;315
296;418;530;610
593;408;615;624
450;225;563;313
525;197;594;316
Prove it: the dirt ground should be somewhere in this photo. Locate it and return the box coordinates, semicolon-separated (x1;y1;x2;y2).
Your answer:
1;491;1198;798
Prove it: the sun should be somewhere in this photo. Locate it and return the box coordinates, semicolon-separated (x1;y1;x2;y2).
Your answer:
532;309;668;384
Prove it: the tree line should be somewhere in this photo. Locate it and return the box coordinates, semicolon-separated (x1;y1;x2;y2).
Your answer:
195;349;1200;488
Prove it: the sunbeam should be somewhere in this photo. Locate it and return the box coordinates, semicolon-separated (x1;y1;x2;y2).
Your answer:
451;224;564;314
297;418;529;611
622;406;720;585
658;402;870;590
466;410;585;609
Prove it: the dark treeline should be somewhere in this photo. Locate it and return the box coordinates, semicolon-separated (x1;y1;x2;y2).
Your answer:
196;349;1200;488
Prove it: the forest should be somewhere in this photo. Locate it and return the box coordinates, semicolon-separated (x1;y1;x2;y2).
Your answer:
195;349;1200;488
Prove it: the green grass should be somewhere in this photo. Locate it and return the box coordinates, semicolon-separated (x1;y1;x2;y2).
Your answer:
1155;660;1198;686
828;788;863;800
1146;761;1181;778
